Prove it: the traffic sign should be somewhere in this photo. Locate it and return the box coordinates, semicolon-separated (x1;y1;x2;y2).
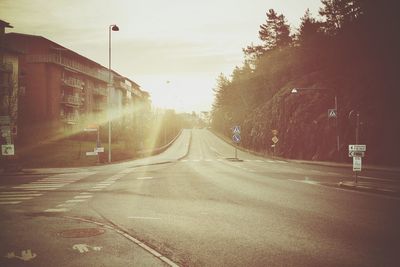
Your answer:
86;151;98;156
353;156;362;171
84;128;98;132
1;144;15;156
271;129;278;136
272;136;279;144
232;133;241;143
95;147;104;153
328;109;337;118
348;151;365;157
232;126;241;134
349;144;366;152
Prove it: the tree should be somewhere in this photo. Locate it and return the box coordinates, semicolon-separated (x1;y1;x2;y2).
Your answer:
298;9;322;45
244;9;292;58
319;0;362;35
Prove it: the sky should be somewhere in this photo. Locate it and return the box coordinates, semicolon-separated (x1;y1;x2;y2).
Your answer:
1;0;323;113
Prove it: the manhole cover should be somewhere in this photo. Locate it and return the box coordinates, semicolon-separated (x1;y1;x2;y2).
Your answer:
58;228;105;238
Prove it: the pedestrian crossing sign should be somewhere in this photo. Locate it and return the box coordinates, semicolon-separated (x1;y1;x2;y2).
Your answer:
232;126;241;134
328;109;337;118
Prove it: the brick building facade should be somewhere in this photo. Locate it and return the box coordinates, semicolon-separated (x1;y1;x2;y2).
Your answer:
3;31;149;145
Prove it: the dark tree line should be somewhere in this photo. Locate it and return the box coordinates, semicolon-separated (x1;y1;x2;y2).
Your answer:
211;0;400;165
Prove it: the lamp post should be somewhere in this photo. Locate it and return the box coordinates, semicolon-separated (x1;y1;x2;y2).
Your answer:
108;24;119;163
291;87;340;159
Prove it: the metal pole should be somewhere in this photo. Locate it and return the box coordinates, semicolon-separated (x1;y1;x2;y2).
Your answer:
97;126;100;163
108;26;112;163
335;95;340;161
355;112;360;183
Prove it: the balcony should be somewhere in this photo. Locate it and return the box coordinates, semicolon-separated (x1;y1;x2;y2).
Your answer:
26;54;109;82
62;77;84;90
60;95;83;106
93;102;107;111
92;87;107;97
61;113;79;124
0;63;13;73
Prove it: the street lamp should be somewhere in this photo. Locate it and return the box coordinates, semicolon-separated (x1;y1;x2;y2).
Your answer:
290;87;340;159
108;24;119;163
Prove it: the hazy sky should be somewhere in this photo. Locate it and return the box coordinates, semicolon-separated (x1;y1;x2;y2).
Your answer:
1;0;322;112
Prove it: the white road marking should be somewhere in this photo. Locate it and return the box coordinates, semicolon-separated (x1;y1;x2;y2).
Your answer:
0;197;33;200
56;203;76;207
289;179;319;185
358;175;396;182
0;201;21;205
0;193;42;197
44;208;68;212
74;195;93;199
136;177;154;180
128;216;161;220
65;199;86;203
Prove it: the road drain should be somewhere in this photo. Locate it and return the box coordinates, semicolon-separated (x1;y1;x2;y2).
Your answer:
58;228;105;238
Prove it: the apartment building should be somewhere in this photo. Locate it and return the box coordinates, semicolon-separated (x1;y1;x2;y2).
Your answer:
3;30;149;144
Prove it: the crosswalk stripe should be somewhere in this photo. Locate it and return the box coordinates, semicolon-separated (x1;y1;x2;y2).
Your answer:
0;197;33;200
0;201;21;205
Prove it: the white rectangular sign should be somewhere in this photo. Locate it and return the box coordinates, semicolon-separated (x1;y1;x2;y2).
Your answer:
84;128;98;132
1;144;15;156
86;151;98;156
95;147;104;153
349;144;366;152
353;156;362;171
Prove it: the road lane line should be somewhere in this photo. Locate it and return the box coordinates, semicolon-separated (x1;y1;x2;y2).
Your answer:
73;195;93;199
128;216;161;220
358;175;396;182
44;208;68;212
136;177;154;180
65;199;86;203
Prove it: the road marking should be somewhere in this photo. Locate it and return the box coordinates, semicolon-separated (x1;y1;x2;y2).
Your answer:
57;203;76;208
66;199;86;203
0;201;21;205
74;195;93;199
0;193;42;197
136;177;154;180
358;175;396;182
0;197;32;200
289;178;319;185
44;208;68;212
128;216;161;220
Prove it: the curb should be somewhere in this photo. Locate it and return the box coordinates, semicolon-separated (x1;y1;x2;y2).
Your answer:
1;130;193;176
209;129;400;173
338;181;400;197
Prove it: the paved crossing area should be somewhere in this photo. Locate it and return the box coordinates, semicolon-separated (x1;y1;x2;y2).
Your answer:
0;171;96;205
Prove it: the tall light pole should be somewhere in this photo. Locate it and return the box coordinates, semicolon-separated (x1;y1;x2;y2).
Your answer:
108;24;119;163
291;87;340;159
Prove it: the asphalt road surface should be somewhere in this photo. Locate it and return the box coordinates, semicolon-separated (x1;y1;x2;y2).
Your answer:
1;129;399;267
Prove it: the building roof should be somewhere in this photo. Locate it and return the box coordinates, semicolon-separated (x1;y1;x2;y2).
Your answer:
4;31;150;97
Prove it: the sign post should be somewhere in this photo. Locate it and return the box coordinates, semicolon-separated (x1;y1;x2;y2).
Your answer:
232;126;241;159
348;144;366;183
